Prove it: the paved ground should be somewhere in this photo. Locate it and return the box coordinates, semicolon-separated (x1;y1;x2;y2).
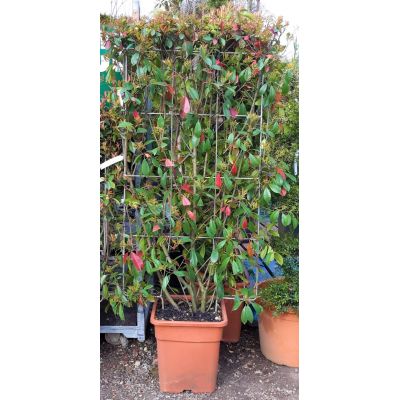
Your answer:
100;325;299;400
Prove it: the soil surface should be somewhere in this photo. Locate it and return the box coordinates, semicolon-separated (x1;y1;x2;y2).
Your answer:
156;300;222;322
100;325;299;400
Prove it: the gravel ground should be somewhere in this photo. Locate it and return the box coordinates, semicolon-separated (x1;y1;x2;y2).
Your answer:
100;325;298;400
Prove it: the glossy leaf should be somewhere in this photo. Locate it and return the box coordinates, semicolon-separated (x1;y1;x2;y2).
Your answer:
211;249;219;263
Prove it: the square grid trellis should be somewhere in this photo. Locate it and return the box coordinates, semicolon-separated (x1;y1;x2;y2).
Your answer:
119;48;270;295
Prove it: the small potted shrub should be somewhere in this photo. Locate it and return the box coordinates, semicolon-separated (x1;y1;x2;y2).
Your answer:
258;257;299;367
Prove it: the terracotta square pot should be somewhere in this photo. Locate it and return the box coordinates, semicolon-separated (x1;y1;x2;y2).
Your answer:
150;295;228;393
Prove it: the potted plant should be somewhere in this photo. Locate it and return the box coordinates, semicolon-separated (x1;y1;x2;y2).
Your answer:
101;3;295;393
257;257;299;367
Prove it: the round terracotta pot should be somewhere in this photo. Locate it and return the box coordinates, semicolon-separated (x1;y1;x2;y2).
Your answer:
222;282;247;343
258;307;299;367
150;295;228;393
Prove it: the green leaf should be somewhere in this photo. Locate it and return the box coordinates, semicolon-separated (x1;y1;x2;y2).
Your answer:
183;220;190;235
192;135;200;148
102;284;108;299
227;132;235;144
141;159;150;176
274;252;284;265
251;302;263;315
165;38;173;48
187;86;199;101
211;249;219;263
204;57;213;67
275;174;284;186
282;180;291;191
118;121;134;131
282;81;289;95
223;173;233;191
190;248;198;267
270;210;280;224
199;243;206;258
281;213;292;227
157;116;165;128
233;295;242;311
269;183;281;194
161;172;167;188
249;153;260;167
194;120;201;137
241;305;254;324
131;53;140;66
263;187;271;203
268;86;276;103
285;70;293;84
216;240;226;250
161;275;170;290
232;259;243;275
259;83;268;95
292;216;299;230
240;67;252;83
118;304;125;321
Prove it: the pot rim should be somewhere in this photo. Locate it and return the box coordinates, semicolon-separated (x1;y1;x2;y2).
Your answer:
261;307;299;320
150;295;228;328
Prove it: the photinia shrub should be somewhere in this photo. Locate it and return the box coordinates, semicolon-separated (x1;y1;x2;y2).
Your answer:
100;4;297;318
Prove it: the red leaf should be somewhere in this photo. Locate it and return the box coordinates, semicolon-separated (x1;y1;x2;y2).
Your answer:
242;218;248;229
144;153;151;159
180;96;190;118
276;167;286;180
222;205;231;217
167;84;175;95
233;23;239;31
244;35;249;41
123;253;129;264
181;183;192;194
215;172;222;189
231;163;237;176
152;224;161;232
247;242;254;258
133;110;142;122
216;59;226;68
182;196;191;206
212;38;218;45
187;210;196;222
130;252;144;271
280;188;287;197
166;84;175;101
200;133;205;143
104;40;111;49
230;108;238;118
165;158;174;168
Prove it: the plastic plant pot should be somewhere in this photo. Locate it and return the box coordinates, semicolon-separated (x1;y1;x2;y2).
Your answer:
258;307;299;368
150;295;228;393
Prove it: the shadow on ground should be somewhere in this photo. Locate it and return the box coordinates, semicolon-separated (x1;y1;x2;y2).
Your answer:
100;325;298;400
